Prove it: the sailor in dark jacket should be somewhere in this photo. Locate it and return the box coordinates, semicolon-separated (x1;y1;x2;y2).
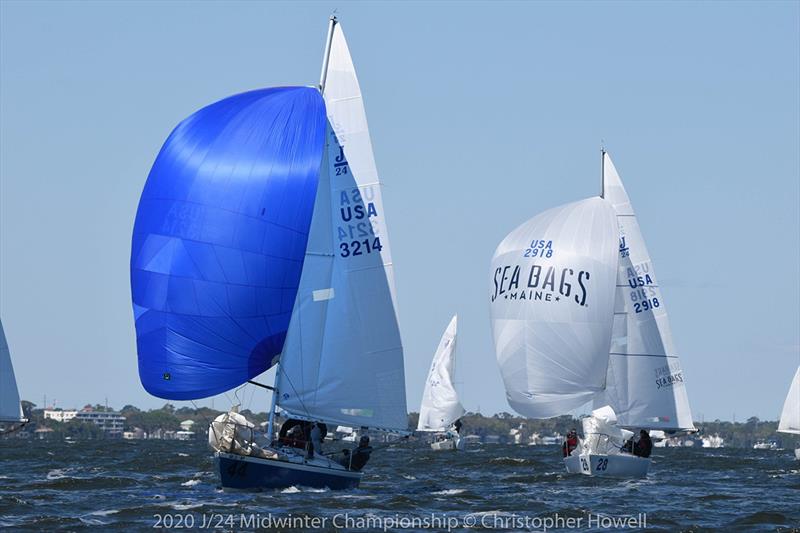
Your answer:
339;435;373;471
633;430;653;458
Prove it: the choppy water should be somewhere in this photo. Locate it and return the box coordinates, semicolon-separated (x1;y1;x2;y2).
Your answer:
1;439;798;531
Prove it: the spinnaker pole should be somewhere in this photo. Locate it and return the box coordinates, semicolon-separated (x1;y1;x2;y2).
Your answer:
319;15;338;93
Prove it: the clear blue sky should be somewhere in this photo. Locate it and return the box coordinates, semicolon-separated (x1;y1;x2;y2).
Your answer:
1;1;798;422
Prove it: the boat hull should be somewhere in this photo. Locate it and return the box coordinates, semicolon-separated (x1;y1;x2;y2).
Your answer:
564;453;650;478
430;436;464;451
215;451;362;491
795;448;800;461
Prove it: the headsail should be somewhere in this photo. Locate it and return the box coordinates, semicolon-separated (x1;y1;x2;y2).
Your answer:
778;366;800;435
490;197;619;418
417;315;465;431
593;152;695;430
0;318;25;423
276;21;407;432
131;87;327;400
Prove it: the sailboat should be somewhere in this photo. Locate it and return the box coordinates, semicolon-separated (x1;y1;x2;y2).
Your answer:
777;366;800;460
490;150;694;478
130;16;407;490
417;315;466;451
570;151;697;476
0;317;27;434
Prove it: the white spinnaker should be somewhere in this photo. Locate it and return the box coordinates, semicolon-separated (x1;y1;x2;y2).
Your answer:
417;315;465;431
778;367;800;435
0;318;25;423
593;153;694;431
490;197;619;419
276;23;407;432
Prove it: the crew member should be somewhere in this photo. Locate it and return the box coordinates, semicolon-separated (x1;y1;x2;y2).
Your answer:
340;435;373;471
562;428;578;457
633;430;653;458
309;422;323;459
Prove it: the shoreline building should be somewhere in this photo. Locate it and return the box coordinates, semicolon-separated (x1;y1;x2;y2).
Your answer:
44;405;125;437
43;409;78;423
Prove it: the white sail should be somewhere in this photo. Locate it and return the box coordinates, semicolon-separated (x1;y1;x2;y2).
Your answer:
490;197;619;418
276;22;407;432
417;315;465;431
778;366;800;435
593;152;695;431
0;318;25;423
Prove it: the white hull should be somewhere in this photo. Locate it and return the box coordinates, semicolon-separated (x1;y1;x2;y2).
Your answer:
431;437;464;451
795;448;800;461
564;453;650;478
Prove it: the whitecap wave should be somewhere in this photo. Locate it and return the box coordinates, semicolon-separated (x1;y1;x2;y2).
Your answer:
46;468;70;480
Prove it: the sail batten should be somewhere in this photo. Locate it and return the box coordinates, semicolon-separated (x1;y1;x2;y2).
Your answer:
593;152;695;431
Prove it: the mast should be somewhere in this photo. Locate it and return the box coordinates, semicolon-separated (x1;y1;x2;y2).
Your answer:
600;146;606;198
266;365;279;442
264;14;338;441
318;15;338;94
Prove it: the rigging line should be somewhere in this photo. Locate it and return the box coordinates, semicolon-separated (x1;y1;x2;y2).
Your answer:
246;384;256;411
232;383;247;407
275;361;316;425
191;399;218;443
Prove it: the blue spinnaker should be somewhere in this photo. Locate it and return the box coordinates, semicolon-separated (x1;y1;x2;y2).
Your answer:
131;86;326;400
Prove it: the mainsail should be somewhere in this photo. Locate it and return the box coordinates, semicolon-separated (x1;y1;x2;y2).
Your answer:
130;87;327;400
490;197;619;418
593;152;695;431
275;21;408;432
0;318;25;423
778;366;800;435
417;315;465;431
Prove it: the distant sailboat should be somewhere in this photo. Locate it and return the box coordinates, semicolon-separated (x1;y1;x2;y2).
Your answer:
417;315;466;451
131;16;407;490
490;151;694;478
777;366;800;460
0;318;27;434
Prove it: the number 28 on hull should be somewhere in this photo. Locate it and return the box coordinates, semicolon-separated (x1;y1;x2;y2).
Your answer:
564;454;650;478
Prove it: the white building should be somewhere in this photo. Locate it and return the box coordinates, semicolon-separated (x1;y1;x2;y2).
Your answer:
44;409;78;423
74;407;126;437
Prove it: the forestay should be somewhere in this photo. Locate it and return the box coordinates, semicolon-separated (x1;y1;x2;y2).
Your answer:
593;153;695;431
778;366;800;435
276;22;407;432
0;318;25;423
490;197;619;418
417;315;465;431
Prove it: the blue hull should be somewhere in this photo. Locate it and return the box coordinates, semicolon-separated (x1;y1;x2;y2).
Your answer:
216;452;361;491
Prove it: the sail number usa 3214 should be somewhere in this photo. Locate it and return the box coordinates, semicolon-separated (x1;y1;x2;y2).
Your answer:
337;187;383;258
